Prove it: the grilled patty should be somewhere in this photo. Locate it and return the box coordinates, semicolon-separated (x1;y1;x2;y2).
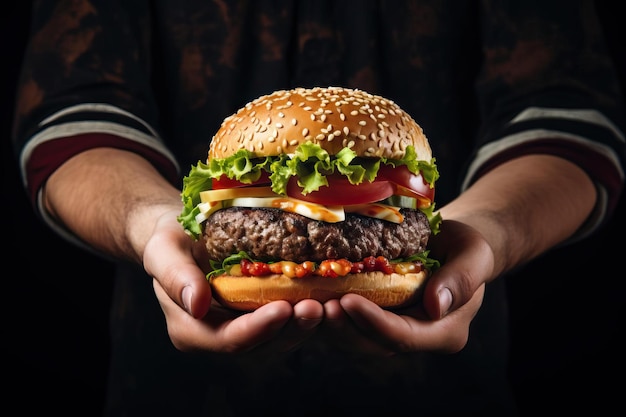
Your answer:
203;207;431;263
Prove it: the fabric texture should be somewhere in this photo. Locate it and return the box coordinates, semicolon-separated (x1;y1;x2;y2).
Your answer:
12;1;626;416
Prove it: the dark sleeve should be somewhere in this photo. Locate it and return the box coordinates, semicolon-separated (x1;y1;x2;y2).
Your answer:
12;0;179;210
467;0;626;239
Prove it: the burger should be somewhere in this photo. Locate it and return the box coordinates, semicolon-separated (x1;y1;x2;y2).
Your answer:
178;86;441;311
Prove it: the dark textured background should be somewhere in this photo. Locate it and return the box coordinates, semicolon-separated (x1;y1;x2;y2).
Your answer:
3;2;624;415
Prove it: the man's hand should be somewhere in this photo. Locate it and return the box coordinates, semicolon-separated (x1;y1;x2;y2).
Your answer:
320;220;491;356
145;210;324;354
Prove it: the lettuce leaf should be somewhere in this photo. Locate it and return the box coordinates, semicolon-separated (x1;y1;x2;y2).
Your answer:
177;141;440;239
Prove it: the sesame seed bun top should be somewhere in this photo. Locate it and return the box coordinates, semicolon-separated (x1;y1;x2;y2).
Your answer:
208;86;432;161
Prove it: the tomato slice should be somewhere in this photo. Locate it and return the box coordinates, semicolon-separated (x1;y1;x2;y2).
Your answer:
286;175;395;205
215;165;434;207
212;171;271;189
378;165;435;204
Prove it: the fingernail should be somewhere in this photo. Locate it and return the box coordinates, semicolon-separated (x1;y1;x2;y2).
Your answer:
438;288;453;317
298;317;322;331
182;286;193;314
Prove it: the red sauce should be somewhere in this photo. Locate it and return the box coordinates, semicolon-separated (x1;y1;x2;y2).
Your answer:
239;256;423;278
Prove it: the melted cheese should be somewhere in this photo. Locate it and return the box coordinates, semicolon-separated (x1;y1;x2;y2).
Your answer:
196;187;405;224
230;197;345;222
345;203;404;223
200;187;277;202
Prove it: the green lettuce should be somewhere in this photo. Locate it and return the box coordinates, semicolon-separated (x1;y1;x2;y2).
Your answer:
177;141;440;239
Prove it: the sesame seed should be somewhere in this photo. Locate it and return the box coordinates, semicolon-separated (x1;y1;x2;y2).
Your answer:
359;120;367;126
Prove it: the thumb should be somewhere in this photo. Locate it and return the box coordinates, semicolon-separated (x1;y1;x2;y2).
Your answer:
421;220;494;320
143;211;213;318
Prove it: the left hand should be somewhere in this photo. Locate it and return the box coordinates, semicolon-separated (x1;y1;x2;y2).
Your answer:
319;219;491;355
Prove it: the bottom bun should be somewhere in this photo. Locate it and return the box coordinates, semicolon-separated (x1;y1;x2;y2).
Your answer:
210;271;429;311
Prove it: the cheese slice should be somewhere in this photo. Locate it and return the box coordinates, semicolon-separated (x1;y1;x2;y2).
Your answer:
195;201;223;224
229;197;345;222
196;186;406;224
345;203;404;223
200;187;278;202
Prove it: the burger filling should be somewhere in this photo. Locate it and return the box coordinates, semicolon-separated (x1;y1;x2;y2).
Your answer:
178;142;442;279
204;206;437;278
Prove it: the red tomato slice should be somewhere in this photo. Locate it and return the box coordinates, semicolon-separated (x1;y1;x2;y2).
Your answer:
212;171;271;189
377;165;435;204
216;165;434;207
286;175;395;205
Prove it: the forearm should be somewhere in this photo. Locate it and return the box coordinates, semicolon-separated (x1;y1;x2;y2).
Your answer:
439;154;597;279
43;147;182;263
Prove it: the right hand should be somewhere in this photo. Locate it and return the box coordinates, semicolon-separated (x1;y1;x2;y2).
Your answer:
144;209;324;354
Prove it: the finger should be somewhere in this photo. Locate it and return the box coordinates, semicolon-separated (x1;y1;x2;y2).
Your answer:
255;299;324;354
337;288;484;354
155;281;295;352
322;298;398;356
423;220;494;319
205;301;297;352
143;212;213;318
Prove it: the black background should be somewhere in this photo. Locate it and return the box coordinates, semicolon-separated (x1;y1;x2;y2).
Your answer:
3;2;624;415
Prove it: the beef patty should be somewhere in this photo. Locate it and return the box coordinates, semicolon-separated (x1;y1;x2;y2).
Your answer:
203;207;431;263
